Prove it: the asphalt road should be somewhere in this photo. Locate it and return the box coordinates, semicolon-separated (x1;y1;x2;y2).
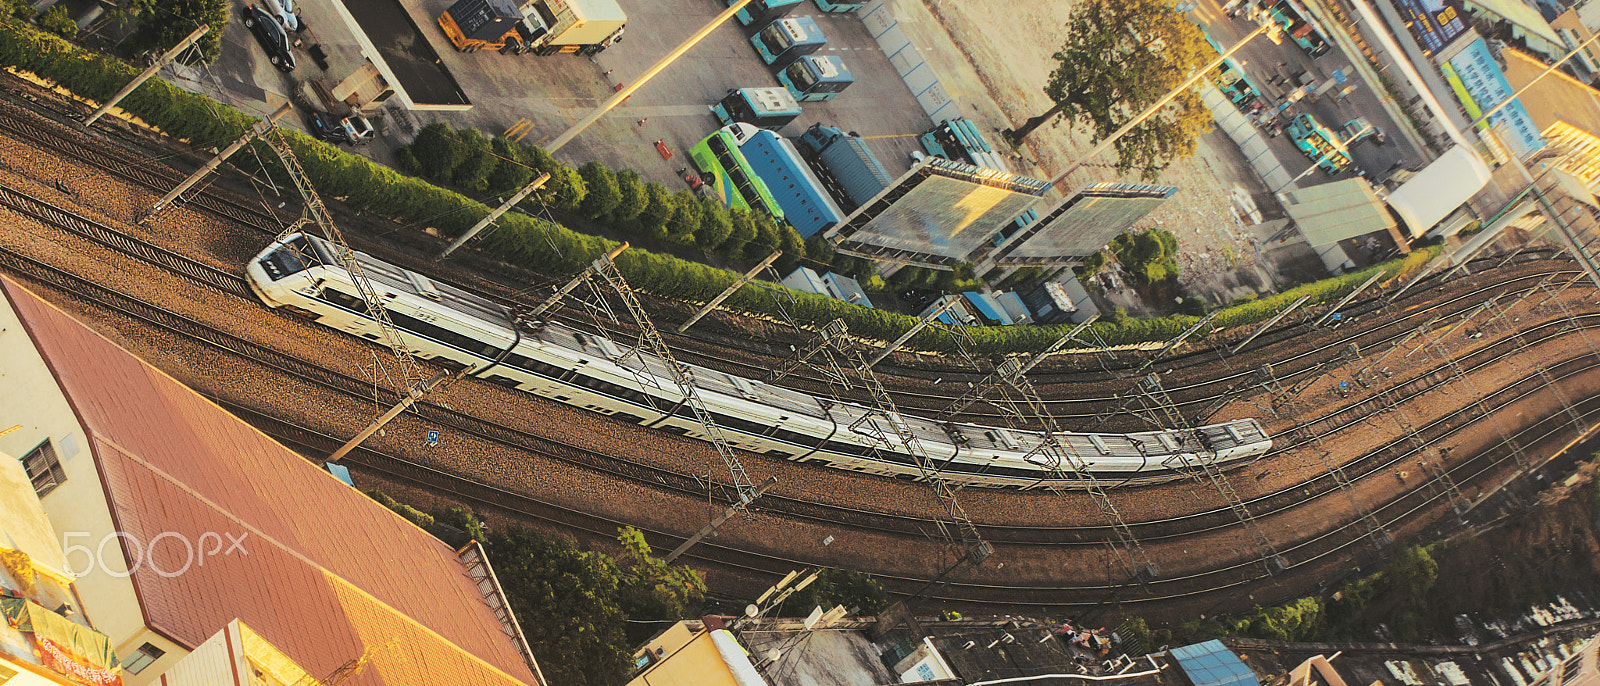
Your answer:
1191;0;1418;189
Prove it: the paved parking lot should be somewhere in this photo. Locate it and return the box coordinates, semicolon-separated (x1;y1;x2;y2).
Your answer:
175;0;942;192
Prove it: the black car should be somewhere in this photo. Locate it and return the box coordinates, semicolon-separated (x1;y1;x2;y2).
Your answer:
241;4;295;72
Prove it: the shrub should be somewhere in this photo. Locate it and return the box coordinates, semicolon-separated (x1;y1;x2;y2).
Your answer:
723;208;757;258
576;160;620;219
450;128;497;193
485;136;531;194
37;6;74;38
409;122;464;182
612;169;648;222
365;490;435;529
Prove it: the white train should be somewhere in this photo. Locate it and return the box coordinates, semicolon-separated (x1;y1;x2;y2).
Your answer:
247;234;1273;489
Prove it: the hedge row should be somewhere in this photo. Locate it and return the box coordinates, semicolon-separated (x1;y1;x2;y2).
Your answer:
0;16;1424;357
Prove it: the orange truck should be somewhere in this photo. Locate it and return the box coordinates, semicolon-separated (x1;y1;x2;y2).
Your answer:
438;0;625;56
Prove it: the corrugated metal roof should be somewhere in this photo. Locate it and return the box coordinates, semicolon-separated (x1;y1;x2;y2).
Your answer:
1;278;538;686
1281;178;1396;246
1171;640;1259;686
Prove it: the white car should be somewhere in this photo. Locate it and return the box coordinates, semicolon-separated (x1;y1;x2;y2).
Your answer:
261;0;304;33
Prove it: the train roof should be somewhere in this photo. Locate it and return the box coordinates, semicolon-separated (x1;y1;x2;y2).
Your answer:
303;234;510;325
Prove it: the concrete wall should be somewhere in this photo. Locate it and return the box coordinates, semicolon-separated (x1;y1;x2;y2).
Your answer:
858;0;962;123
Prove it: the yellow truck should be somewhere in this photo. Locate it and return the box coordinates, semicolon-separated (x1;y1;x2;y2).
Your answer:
438;0;625;56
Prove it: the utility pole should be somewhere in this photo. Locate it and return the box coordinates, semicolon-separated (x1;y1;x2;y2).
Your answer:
137;102;291;224
662;476;778;564
677;251;782;333
1049;23;1272;186
438;172;552;259
865;297;962;369
85;25;209;128
328;369;456;462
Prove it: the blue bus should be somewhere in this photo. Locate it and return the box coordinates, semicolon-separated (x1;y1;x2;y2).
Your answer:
812;0;864;12
730;124;846;238
778;55;854;102
750;16;825;66
729;0;803;27
712;87;802;129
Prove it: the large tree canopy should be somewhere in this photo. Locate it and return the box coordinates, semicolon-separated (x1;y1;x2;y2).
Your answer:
125;0;230;63
1006;0;1214;180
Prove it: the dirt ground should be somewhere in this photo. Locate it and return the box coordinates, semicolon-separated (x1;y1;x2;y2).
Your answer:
908;0;1290;310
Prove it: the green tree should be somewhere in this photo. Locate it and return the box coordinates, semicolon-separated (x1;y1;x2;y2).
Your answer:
37;6;75;38
1002;0;1213;179
775;224;807;273
722;208;758;258
612;170;648;223
433;504;487;543
638;183;674;239
409;122;465;183
521;145;586;214
487;526;632;686
451;128;498;193
778;568;890;616
125;0;230;62
486;137;532;194
696;199;734;250
614;527;706;643
749;213;783;255
575;161;620;219
666;190;704;244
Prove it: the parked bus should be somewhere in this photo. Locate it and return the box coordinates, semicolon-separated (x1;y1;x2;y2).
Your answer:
1205;36;1262;109
778;55;854;102
920;117;1010;171
750;16;825;66
690;129;787;220
727;124;845;238
712;87;802;129
1286;113;1350;173
728;0;802;26
1263;0;1331;58
812;0;864;11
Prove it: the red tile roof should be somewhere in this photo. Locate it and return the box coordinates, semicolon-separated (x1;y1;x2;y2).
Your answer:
1;278;537;686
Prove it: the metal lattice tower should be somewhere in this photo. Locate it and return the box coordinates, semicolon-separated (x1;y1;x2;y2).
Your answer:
1259;359;1392;550
255;125;427;392
1001;367;1157;581
583;253;763;507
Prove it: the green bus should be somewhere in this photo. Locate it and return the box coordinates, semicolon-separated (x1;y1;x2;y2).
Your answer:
689;129;787;220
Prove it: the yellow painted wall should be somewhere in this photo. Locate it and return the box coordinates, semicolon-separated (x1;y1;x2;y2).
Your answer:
627;625;740;686
0;297;188;685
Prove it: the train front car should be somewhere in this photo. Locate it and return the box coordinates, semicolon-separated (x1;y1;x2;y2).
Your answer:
246;233;334;313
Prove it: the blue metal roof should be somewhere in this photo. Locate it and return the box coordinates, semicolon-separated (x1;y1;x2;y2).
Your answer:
1170;641;1259;686
962;292;1007;324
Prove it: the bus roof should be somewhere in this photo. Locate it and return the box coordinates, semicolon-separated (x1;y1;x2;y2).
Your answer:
739;130;845;238
739;87;801;116
800;54;853;81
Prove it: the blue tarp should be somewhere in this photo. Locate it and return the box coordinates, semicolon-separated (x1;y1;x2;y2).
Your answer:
1170;640;1259;686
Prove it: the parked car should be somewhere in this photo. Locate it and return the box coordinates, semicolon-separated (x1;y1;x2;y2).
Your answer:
241;5;296;72
263;0;304;33
306;111;374;145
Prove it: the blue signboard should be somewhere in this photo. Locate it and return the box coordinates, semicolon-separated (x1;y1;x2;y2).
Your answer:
1393;0;1468;55
1446;38;1546;157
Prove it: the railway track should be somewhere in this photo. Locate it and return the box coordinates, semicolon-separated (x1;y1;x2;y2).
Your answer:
2;82;1596;608
2;174;1597;553
0;83;1566;423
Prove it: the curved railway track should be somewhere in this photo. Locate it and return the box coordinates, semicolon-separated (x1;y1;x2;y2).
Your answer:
2;87;1595;609
4;184;1597;606
2;175;1595;554
0;86;1567;424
